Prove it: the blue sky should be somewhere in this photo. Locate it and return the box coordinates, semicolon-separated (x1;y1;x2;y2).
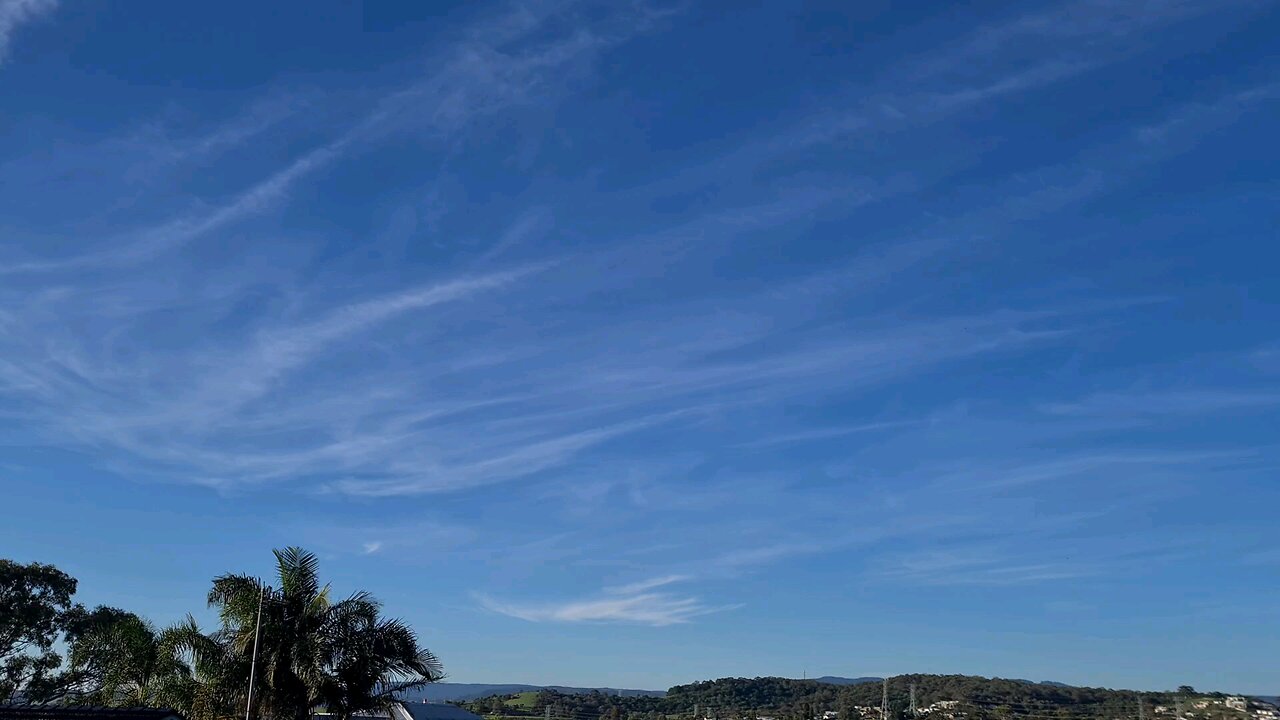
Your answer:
1;0;1278;695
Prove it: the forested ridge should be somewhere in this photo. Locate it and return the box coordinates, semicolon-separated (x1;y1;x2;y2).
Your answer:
461;676;1262;720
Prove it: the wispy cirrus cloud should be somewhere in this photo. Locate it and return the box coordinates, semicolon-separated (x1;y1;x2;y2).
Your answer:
924;449;1257;491
2;0;1277;651
478;575;736;626
1044;389;1280;419
875;547;1093;586
0;0;55;65
912;0;1263;82
0;0;655;275
603;574;690;595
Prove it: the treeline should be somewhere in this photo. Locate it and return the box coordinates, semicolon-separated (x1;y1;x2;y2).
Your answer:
668;675;1172;716
462;676;1235;720
0;549;440;720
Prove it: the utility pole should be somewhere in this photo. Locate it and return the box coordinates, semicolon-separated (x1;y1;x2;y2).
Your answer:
545;707;551;720
910;685;917;719
881;680;889;720
1176;700;1184;720
245;583;267;720
1139;696;1145;720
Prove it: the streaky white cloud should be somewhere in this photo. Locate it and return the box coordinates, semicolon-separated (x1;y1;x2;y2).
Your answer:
1;122;348;275
917;0;1264;80
0;0;649;275
1043;389;1280;418
955;449;1257;490
154;94;306;165
362;541;383;555
875;533;1201;587
324;415;668;497
1138;82;1280;146
0;0;55;65
478;582;736;627
249;265;547;389
925;59;1096;110
878;547;1091;586
714;542;827;570
736;420;920;449
603;574;690;595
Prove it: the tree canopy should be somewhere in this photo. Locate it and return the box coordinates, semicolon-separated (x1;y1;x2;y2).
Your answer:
459;676;1259;720
0;548;441;720
0;559;78;703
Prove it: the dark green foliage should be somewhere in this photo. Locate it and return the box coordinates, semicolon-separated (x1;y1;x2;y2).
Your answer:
0;550;441;720
207;547;443;720
838;693;855;720
461;676;1214;720
661;675;1180;717
0;559;78;702
60;608;199;708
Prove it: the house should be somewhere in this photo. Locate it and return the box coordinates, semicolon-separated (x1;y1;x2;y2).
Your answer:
1226;699;1248;712
0;708;184;720
315;701;482;720
397;702;485;720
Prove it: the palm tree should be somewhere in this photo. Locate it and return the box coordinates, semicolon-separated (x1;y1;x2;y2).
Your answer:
208;547;442;720
61;609;201;712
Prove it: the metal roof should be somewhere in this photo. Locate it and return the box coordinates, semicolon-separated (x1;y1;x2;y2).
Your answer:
0;707;185;720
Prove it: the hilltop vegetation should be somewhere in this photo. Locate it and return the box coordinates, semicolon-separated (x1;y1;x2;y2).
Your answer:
459;675;1267;720
400;684;665;703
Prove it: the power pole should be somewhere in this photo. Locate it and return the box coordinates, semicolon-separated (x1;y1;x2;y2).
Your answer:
1139;696;1146;720
545;707;551;720
881;680;889;720
245;583;267;720
1176;700;1184;720
910;685;917;719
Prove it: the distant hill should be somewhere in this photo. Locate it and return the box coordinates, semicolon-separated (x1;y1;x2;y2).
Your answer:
400;684;665;703
810;677;882;686
456;674;1247;720
1010;680;1073;688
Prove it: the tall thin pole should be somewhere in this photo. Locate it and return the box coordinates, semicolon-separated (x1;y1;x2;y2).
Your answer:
246;583;266;720
881;680;888;720
910;685;917;719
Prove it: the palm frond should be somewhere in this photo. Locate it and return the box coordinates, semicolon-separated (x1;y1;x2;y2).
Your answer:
274;546;321;600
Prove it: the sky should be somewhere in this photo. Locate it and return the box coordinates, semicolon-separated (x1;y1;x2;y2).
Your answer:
0;0;1278;696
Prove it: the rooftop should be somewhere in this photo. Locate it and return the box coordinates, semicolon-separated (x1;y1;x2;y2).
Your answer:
0;708;184;720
